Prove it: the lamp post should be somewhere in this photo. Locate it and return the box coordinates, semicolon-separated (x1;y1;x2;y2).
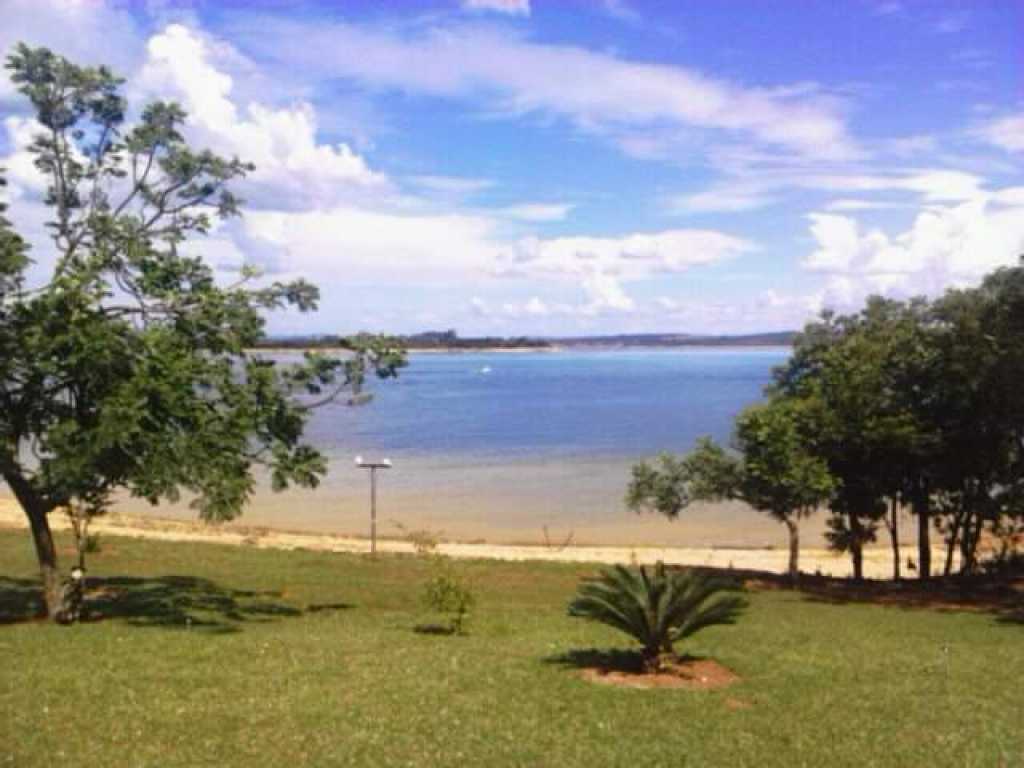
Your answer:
355;456;392;556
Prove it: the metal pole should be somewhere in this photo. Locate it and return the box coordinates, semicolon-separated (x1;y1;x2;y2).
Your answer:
370;466;377;556
355;457;390;559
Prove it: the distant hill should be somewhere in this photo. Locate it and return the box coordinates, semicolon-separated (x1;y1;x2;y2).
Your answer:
256;329;796;350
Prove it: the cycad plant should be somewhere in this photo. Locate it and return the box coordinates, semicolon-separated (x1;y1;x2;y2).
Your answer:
568;562;746;672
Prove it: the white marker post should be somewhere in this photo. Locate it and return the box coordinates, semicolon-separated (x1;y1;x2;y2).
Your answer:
355;456;392;556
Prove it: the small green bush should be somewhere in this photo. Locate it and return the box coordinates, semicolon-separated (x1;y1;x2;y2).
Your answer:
422;557;475;635
568;561;746;671
394;521;442;556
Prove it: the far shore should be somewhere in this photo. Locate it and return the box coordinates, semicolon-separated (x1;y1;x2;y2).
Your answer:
252;344;793;355
0;497;927;580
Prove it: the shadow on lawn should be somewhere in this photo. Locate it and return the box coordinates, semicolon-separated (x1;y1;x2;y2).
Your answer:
0;575;351;633
413;622;459;636
724;566;1024;626
544;648;648;674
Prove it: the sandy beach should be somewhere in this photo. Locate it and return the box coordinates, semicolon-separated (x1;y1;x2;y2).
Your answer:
0;496;920;579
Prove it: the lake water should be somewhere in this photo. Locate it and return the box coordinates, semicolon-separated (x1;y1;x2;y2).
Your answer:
113;348;822;546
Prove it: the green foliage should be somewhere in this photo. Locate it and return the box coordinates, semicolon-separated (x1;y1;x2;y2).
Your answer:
82;532;102;554
732;398;834;523
774;276;1024;579
394;521;442;556
0;43;406;616
422;556;476;635
625;438;738;519
568;562;746;670
628;400;833;579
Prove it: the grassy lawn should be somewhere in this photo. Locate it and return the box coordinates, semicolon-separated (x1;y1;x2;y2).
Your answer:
1;527;1022;768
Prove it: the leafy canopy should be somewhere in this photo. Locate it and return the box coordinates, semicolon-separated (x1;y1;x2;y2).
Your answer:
0;43;405;525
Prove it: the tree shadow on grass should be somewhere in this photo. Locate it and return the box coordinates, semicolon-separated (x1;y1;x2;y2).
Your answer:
543;648;648;674
722;567;1024;627
413;622;458;636
0;574;345;634
996;607;1024;626
306;602;356;615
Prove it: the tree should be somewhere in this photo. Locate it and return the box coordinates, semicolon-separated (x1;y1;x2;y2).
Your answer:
567;562;746;672
773;300;936;581
627;398;834;582
0;44;405;621
729;399;835;581
927;265;1024;574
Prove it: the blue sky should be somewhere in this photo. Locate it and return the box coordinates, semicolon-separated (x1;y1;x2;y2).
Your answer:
2;0;1022;336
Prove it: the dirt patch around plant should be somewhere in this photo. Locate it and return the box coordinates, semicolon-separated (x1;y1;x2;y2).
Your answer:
580;657;739;690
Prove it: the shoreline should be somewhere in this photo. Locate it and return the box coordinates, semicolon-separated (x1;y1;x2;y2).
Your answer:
253;344;792;355
0;497;920;579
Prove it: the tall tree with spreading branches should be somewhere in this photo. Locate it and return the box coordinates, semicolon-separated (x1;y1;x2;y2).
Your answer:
0;45;405;622
627;397;834;583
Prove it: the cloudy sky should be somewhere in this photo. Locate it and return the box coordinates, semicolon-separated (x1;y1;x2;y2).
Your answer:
1;0;1022;336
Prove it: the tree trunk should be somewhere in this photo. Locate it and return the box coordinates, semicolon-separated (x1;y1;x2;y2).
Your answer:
783;518;800;584
944;510;964;578
915;489;931;581
3;470;62;619
960;511;985;576
849;514;865;582
887;497;901;582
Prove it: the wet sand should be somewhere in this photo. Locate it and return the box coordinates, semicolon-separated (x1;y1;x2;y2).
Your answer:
82;455;852;548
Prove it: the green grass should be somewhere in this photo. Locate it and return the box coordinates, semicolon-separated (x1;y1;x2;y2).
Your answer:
1;528;1022;768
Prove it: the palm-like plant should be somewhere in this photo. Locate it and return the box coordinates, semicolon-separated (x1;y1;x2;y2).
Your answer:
568;562;747;672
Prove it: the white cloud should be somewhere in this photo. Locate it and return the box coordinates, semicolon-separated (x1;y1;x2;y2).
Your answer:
498;203;574;222
992;187;1024;206
493;229;752;316
807;170;984;202
804;214;866;273
1;117;48;196
523;296;549;315
973;113;1024;153
469;296;490;316
652;291;818;334
666;187;775;214
240;206;501;282
678;169;986;221
135;25;385;210
824;199;908;212
408;175;495;196
882;135;938;157
582;273;635;313
233;19;856;160
500;229;752;281
461;0;531;15
803;191;1024;310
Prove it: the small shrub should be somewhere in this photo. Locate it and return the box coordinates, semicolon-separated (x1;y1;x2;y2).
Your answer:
568;562;746;672
394;521;442;556
422;557;475;635
83;533;102;554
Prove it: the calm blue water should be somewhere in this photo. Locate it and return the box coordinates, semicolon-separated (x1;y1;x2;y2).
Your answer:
116;347;799;544
304;347;789;463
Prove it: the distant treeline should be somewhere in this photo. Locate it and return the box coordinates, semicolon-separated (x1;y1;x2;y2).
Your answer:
254;330;552;350
256;329;796;350
548;331;797;347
